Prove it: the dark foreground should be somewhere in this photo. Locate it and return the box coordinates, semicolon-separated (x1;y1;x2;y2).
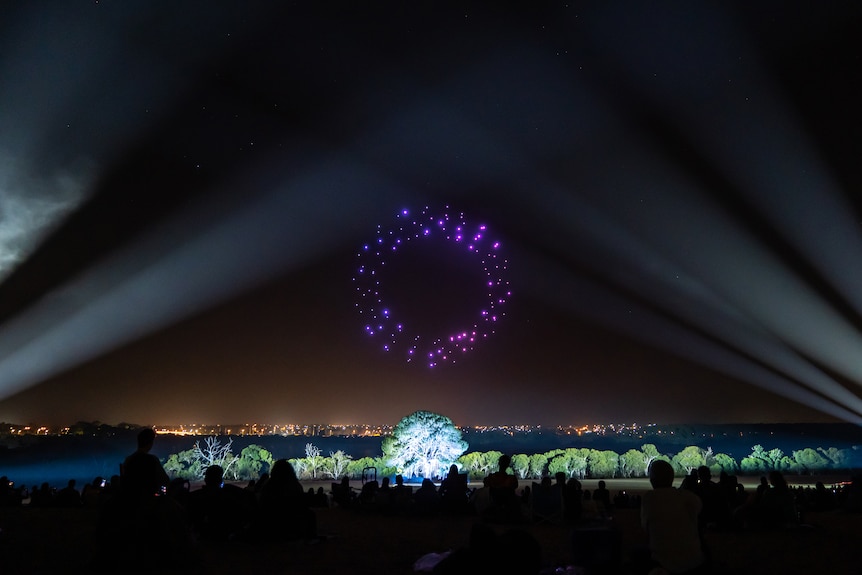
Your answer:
1;503;861;575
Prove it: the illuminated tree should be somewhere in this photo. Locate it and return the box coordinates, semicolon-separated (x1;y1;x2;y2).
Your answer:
346;457;378;479
671;446;707;474
231;444;274;480
640;444;661;475
457;451;504;479
620;449;645;478
163;448;201;480
587;449;619;478
164;436;240;480
326;450;353;479
529;453;549;479
289;458;308;479
510;454;531;479
548;448;590;479
740;445;770;475
711;453;738;475
385;411;468;478
304;443;324;479
818;447;848;469
192;436;239;477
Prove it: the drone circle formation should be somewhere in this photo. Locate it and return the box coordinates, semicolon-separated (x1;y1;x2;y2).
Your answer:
354;206;511;368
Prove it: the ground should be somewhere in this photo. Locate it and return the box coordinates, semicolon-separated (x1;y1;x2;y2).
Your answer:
1;478;859;574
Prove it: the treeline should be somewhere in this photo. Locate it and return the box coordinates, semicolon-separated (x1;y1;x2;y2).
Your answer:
163;438;859;482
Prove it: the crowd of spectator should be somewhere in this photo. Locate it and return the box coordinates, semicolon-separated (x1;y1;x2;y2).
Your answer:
2;433;861;574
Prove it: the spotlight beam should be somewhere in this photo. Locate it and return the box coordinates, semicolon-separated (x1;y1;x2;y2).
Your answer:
0;157;405;401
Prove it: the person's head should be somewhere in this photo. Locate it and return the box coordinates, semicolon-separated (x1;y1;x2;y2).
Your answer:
204;465;224;488
395;474;404;486
768;470;788;490
697;465;711;482
598;480;606;489
648;460;675;489
270;459;299;483
381;476;390;488
448;464;458;477
554;472;566;485
137;428;156;451
498;454;511;471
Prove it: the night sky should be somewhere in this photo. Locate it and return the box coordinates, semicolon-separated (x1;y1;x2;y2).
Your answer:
1;1;861;426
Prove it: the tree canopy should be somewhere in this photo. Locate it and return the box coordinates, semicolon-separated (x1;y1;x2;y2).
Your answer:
383;411;468;478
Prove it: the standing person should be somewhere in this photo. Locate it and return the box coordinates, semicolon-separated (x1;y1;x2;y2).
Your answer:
484;454;522;522
640;460;705;574
121;428;170;502
95;427;192;571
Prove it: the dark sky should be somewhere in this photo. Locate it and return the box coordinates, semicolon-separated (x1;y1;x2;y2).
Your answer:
1;1;861;426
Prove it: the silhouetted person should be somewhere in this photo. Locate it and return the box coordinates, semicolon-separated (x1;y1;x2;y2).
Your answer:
81;477;105;507
484;454;522;522
189;465;255;542
256;459;317;542
315;486;329;507
680;468;699;492
593;479;611;513
639;460;705;574
694;465;731;530
413;478;440;515
56;479;82;507
563;477;583;523
0;476;21;507
121;428;169;503
812;481;835;511
755;471;797;527
358;479;380;507
331;475;355;508
438;464;470;514
393;474;413;512
755;476;769;500
96;427;193;571
29;482;54;507
368;476;390;512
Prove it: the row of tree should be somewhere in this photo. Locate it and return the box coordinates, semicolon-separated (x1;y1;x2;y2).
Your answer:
162;411;858;482
163;437;857;483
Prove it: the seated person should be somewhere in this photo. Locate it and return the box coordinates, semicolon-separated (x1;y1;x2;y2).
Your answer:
188;465;255;541
330;476;356;508
413;478;440;515
255;460;317;541
438;464;471;514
